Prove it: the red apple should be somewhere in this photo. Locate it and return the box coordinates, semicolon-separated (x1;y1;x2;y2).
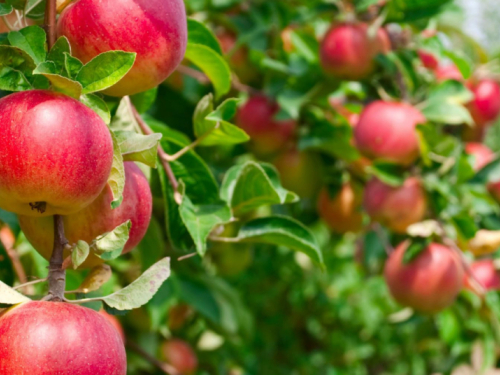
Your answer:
435;64;463;82
467;79;500;127
19;162;152;268
0;301;126;374
320;23;391;80
465;142;494;171
418;49;439;70
273;149;323;199
465;259;500;291
217;30;257;84
99;310;125;343
384;242;464;313
0;90;113;217
236;96;296;157
363;177;427;233
57;0;187;96
317;183;364;233
354;101;425;166
161;339;198;374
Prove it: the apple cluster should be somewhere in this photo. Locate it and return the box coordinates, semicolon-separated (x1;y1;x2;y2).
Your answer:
0;0;188;373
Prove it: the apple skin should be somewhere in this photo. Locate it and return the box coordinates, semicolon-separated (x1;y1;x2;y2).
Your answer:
236;96;296;157
57;0;187;96
18;162;152;268
384;242;464;313
418;50;439;70
320;23;391;80
161;339;198;374
354;101;426;166
466;260;500;291
0;90;113;217
273;150;323;199
467;80;500;127
317;183;364;234
363;177;427;233
0;301;126;374
435;64;463;82
465;142;494;171
99;310;125;343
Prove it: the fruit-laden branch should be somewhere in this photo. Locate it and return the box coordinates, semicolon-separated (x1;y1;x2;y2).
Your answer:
44;0;57;49
43;215;68;301
126;97;182;203
127;341;182;375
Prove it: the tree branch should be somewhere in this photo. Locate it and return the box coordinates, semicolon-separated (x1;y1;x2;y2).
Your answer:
44;0;57;49
127;341;182;375
43;215;68;302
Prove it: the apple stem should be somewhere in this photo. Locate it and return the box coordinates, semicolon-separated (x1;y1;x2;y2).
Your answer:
44;0;57;49
44;215;68;302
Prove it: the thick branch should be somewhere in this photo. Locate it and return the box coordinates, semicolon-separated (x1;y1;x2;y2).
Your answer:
43;215;68;302
44;0;57;49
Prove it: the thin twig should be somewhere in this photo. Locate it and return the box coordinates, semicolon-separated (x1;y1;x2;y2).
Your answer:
127;341;182;375
125;97;181;203
177;252;197;261
208;236;241;243
14;278;47;291
0;226;33;294
372;223;394;255
43;215;68;302
44;0;57;49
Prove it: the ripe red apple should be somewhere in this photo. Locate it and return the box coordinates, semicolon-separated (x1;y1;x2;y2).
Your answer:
273;149;323;199
465;259;500;292
19;162;152;268
0;301;126;374
465;142;494;171
418;49;439;70
320;23;391;80
467;79;500;127
354;101;425;166
384;242;464;313
0;90;113;217
57;0;187;96
236;96;296;157
317;183;364;233
161;339;198;374
435;64;463;82
363;177;427;233
100;310;126;343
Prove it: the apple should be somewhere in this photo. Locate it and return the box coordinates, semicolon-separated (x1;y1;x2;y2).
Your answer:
0;301;126;374
363;177;427;233
317;183;364;234
168;304;192;330
467;79;500;127
236;96;296;157
418;49;439;70
57;0;187;96
435;64;463;82
465;142;494;171
99;310;125;343
0;90;113;217
465;259;500;292
19;162;152;268
217;30;257;84
354;101;426;166
161;339;198;374
384;242;464;313
320;22;391;80
273;149;323;199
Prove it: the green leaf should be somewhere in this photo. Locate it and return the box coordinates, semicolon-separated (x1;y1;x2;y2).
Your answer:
428;80;473;105
403;237;431;264
114;130;162;168
179;191;232;256
108;131;126;209
5;0;25;10
0;66;30;91
8;26;46;65
64;52;83;79
34;61;82;98
80;94;110;124
193;95;249;146
237;216;324;265
131;87;158;114
444;50;473;80
100;257;171;311
0;44;36;73
220;161;299;215
94;220;131;261
72;241;90;270
24;0;45;18
367;161;406;187
184;44;231;99
188;18;223;55
76;51;136;94
421;100;473;125
47;36;71;72
0;280;31;304
109;96;140;132
0;3;13;15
